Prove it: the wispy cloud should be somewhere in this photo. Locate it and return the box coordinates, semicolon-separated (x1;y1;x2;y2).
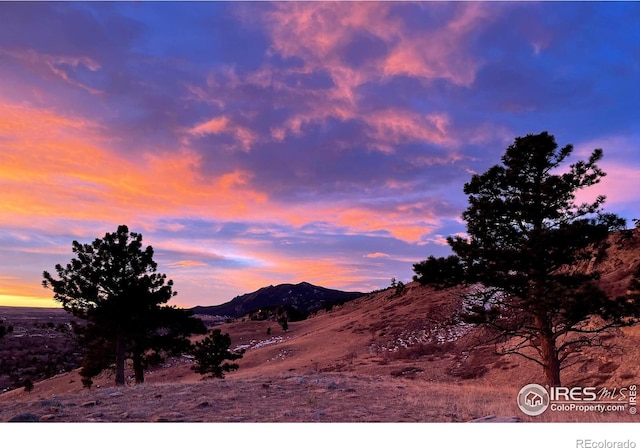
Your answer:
364;252;390;259
0;48;102;94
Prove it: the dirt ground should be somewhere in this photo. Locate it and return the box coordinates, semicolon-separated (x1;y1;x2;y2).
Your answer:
0;371;510;423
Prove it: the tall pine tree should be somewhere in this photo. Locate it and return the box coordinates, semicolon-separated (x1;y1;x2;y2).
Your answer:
418;132;640;386
43;225;205;385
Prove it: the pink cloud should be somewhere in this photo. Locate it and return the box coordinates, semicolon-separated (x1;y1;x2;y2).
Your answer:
574;162;640;208
572;136;640;209
383;3;491;86
189;116;230;135
188;115;257;151
363;109;452;152
1;48;102;94
364;252;390;259
232;2;499;152
263;2;491;93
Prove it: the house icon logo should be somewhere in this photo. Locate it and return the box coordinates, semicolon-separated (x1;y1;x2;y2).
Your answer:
517;384;550;416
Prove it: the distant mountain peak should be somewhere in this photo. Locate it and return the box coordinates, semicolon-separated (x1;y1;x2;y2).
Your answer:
191;282;363;319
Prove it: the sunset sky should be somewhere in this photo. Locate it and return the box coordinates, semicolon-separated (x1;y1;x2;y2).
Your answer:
1;2;638;309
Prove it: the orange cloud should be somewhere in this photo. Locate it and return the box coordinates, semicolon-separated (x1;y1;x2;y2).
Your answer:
337;207;432;244
0;97;447;306
0;101;266;231
0;99;441;245
217;248;374;295
168;260;209;268
265;202;437;244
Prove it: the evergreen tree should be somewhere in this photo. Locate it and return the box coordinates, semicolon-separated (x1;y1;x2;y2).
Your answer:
23;378;34;393
43;225;206;386
413;255;465;289
418;132;639;386
191;329;244;379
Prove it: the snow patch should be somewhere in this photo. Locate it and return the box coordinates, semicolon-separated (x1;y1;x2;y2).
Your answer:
372;319;474;353
234;336;289;352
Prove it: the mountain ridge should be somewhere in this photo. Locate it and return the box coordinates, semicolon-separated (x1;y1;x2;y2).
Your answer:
191;281;364;319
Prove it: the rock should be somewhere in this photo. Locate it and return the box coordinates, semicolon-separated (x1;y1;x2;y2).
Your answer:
81;400;98;407
286;376;306;384
40;399;63;408
8;413;40;422
195;401;210;408
40;414;57;421
156;412;185;422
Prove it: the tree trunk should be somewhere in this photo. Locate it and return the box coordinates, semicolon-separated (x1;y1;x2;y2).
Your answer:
115;333;126;386
535;313;561;386
133;350;144;384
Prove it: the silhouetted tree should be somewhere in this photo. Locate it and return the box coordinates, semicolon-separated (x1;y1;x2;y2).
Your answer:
23;378;34;393
413;255;465;289
42;225;206;386
389;278;406;297
420;132;639;386
0;320;12;339
191;329;244;379
278;316;289;332
394;280;406;297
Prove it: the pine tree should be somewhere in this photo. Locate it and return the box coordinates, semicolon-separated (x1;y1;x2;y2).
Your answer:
417;132;640;386
191;329;244;379
43;225;206;386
